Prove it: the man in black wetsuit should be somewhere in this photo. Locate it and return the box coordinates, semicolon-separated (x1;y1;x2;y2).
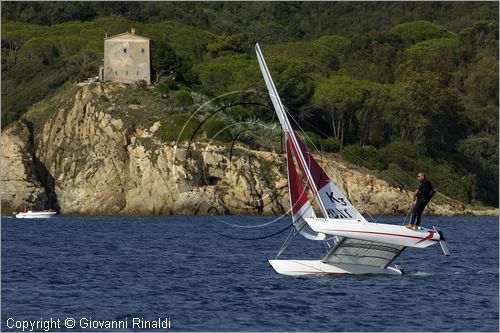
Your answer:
406;172;434;229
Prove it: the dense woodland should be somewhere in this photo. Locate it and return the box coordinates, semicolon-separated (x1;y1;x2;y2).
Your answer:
1;2;498;206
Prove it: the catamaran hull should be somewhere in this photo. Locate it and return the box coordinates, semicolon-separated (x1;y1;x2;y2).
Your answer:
306;218;442;248
269;259;403;276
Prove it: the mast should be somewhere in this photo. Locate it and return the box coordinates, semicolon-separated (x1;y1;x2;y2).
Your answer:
256;43;366;223
255;43;330;218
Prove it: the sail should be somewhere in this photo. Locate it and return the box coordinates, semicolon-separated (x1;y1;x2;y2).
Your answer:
289;133;366;222
255;43;329;218
255;42;365;222
286;139;325;241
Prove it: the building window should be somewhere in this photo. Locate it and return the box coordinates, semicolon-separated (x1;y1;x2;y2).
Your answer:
115;71;117;75
126;71;128;76
137;71;139;76
141;48;145;54
123;48;127;53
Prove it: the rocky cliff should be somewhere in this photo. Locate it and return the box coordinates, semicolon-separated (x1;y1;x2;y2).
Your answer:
1;122;48;212
1;83;496;216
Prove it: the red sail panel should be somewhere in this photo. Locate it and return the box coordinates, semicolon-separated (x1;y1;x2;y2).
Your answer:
286;139;310;216
287;132;330;192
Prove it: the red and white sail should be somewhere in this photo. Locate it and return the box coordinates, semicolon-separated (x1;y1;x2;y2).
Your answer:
289;133;366;221
255;42;365;223
286;139;325;241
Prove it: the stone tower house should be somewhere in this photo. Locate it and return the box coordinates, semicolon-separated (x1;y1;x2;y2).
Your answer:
102;28;151;84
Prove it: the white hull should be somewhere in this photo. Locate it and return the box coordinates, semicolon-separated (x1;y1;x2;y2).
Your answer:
269;259;403;276
306;218;442;248
15;211;57;219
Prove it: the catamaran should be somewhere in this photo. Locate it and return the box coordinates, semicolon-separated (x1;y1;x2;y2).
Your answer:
255;43;449;276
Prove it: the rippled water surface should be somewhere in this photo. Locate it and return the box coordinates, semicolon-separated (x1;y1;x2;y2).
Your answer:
2;215;498;331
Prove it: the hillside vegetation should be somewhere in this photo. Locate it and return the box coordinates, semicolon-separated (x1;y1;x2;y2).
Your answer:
1;2;498;207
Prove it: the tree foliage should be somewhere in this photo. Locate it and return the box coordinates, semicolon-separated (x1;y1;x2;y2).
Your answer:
390;20;456;44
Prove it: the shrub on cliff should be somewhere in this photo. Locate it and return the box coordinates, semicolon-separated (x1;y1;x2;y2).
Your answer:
341;144;387;171
320;137;341;153
174;90;194;106
203;118;233;143
159;113;199;142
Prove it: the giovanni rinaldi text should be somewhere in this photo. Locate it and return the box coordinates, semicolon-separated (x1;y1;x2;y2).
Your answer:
6;317;172;331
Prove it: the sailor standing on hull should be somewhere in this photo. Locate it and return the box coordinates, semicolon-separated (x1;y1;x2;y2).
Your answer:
406;172;434;229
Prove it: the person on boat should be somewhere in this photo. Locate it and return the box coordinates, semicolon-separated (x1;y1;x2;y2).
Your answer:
406;172;434;229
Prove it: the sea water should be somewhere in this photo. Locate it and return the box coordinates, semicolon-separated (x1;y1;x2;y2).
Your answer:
1;215;498;331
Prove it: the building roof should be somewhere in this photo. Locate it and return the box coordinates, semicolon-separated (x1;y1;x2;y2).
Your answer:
105;31;150;41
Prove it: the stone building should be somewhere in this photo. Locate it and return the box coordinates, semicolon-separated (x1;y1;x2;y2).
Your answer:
101;28;151;84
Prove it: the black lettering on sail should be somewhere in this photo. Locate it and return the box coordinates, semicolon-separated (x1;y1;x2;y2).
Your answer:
326;192;348;206
336;209;347;218
343;209;353;218
326;192;336;203
326;208;354;219
327;208;339;218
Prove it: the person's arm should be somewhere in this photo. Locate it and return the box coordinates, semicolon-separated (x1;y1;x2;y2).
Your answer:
413;188;420;199
414;181;425;199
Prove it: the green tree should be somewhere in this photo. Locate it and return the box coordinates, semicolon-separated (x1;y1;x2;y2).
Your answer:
390;20;456;44
313;35;351;65
457;133;498;167
269;56;316;108
151;40;197;85
195;54;261;96
312;76;391;148
461;55;499;135
405;38;461;74
207;33;245;57
340;31;405;83
458;20;499;61
390;71;464;152
312;76;366;148
263;41;337;73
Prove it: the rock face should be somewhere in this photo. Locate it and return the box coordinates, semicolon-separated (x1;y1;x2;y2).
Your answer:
1;123;48;213
1;83;496;217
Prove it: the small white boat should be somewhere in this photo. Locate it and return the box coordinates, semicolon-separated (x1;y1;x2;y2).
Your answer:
255;43;450;276
15;210;57;219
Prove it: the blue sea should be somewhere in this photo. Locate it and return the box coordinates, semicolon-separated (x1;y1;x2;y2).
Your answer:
1;215;498;331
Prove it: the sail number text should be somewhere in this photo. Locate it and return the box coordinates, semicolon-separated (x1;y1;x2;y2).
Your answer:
325;192;353;218
326;208;353;219
326;192;348;206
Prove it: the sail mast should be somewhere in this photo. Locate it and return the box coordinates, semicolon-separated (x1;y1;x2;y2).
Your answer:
255;43;330;218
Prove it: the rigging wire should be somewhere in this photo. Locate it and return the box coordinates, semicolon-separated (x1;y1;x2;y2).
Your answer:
283;109;420;191
209;215;288;228
203;221;293;240
283;107;378;222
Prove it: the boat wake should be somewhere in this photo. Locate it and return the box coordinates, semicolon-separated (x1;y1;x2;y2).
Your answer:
408;271;433;276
